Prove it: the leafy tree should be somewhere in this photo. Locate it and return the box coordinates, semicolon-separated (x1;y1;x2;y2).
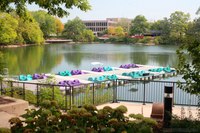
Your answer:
15;11;44;44
129;15;150;35
0;13;18;45
0;0;91;17
177;11;200;94
115;26;125;37
108;27;115;35
82;29;95;42
55;17;64;36
62;17;94;42
32;10;57;38
116;18;131;33
169;11;190;44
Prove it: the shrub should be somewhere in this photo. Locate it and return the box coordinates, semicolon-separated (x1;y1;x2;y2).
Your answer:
9;100;157;133
0;128;11;133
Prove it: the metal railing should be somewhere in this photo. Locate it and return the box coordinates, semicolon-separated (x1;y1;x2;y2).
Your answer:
0;79;198;110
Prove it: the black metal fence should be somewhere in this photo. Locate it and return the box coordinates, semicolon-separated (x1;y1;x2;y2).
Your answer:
116;79;198;106
0;79;198;110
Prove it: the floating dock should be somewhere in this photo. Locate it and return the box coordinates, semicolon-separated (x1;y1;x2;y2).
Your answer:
3;64;177;92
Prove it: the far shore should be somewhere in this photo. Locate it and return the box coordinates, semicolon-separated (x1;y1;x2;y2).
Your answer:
0;41;156;48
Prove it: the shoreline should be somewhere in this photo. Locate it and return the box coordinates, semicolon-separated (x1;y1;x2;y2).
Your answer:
0;42;156;49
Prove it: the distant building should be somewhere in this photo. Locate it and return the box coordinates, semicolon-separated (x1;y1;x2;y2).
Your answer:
83;18;131;36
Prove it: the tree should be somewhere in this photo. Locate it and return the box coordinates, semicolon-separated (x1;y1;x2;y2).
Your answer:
116;18;131;33
0;13;18;45
55;18;64;36
32;10;57;38
15;11;44;45
169;11;190;44
177;11;200;94
115;26;125;37
108;27;115;35
82;29;95;42
62;17;94;42
0;0;91;17
129;15;150;35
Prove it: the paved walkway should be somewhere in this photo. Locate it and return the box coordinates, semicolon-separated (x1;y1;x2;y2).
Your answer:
97;102;198;118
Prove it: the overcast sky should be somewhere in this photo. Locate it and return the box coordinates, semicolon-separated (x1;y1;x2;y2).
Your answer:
28;0;200;23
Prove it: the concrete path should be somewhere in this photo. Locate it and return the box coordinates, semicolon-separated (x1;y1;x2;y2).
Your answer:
97;102;198;118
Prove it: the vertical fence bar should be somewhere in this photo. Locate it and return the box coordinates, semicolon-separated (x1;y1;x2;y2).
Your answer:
0;80;2;95
23;83;25;100
172;82;175;106
36;84;39;106
112;80;117;103
10;81;13;97
72;86;74;106
69;86;72;109
143;80;146;105
52;85;55;100
92;83;95;104
65;86;67;111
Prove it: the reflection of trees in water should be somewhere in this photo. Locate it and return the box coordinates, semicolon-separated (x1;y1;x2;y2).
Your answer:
64;45;83;67
2;46;63;74
130;52;178;67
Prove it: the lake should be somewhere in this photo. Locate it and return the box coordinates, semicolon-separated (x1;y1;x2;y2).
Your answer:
1;43;179;75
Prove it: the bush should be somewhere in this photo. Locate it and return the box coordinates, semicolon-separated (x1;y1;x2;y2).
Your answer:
9;100;157;133
0;128;11;133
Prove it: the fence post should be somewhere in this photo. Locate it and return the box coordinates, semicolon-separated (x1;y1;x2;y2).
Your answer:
72;86;74;106
112;80;117;103
143;81;146;105
10;81;13;97
23;83;25;100
92;83;95;104
0;80;2;95
36;84;39;106
65;86;68;111
172;82;175;106
52;85;55;100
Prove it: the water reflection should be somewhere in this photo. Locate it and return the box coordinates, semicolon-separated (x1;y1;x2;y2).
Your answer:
1;44;179;75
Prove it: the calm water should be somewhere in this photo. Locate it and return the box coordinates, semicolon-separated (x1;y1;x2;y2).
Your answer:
1;43;179;75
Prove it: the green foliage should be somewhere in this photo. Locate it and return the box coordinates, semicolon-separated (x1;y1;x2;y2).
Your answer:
3;86;36;104
9;100;157;133
138;37;151;44
0;52;5;76
16;11;44;44
176;9;200;94
0;11;44;45
169;11;190;44
32;10;56;38
39;87;65;107
129;15;150;35
0;0;91;17
62;17;95;42
171;115;200;132
0;128;11;133
0;13;18;45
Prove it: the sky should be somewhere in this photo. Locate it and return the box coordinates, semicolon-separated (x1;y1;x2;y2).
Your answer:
28;0;200;23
